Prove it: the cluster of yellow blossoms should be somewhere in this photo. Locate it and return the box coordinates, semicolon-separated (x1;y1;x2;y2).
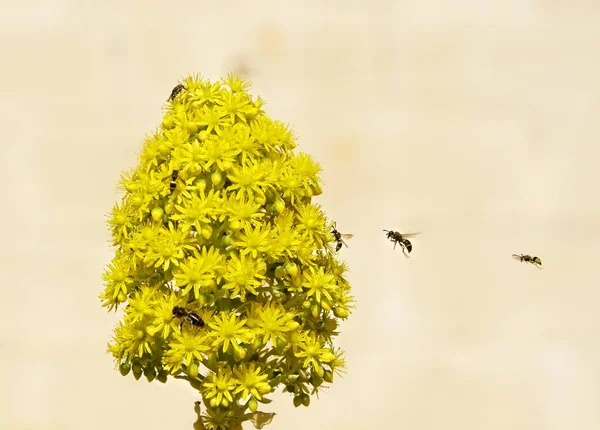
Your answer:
100;74;353;430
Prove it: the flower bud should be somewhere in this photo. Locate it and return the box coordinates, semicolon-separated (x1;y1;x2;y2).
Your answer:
284;262;298;278
320;351;336;363
132;362;143;380
323;370;334;383
195;178;207;192
255;193;267;205
252;337;263;350
157;370;168;383
256;260;267;275
221;233;233;247
311;303;321;318
130;195;143;207
274;265;286;279
186;122;199;133
211;170;224;188
198;130;209;141
314;365;325;378
119;362;131;376
188;363;199;378
234;347;246;361
221;160;233;171
273;198;286;214
293;395;303;408
158;143;171;156
311;375;323;387
201;225;213;240
201;278;216;289
144;366;156;382
333;307;349;318
151;207;164;222
285;320;300;331
249;397;258;412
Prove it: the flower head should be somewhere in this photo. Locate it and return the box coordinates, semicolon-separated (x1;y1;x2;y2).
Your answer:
101;74;354;428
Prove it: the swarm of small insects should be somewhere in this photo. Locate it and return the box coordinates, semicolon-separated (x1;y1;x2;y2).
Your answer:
100;74;354;430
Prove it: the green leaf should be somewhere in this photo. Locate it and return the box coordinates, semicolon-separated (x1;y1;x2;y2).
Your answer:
249;412;276;429
193;401;206;430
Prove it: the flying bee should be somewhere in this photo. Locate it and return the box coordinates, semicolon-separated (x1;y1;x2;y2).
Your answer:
383;230;420;258
168;83;186;102
331;222;353;252
169;169;179;194
512;254;543;269
172;306;205;330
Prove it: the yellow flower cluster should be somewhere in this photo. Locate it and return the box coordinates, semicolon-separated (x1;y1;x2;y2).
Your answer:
101;74;353;430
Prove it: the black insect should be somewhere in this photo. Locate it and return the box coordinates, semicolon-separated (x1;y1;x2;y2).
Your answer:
169;169;179;194
383;230;420;258
168;84;186;102
331;222;353;252
172;306;205;330
512;254;543;269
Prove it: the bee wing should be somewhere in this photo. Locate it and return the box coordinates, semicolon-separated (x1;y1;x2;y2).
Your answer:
401;232;420;238
341;234;354;240
511;254;523;261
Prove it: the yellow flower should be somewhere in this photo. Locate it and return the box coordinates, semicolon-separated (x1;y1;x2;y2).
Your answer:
163;330;211;374
221;72;251;94
218;195;264;231
172;189;221;231
207;312;252;355
173;246;225;297
232;223;272;259
197;105;229;135
301;266;338;304
294;331;336;374
101;256;134;302
199;134;238;171
215;89;254;123
102;74;354;425
110;319;156;361
143;222;191;271
147;291;180;339
124;285;158;324
202;367;237;408
253;302;298;345
222;253;266;301
233;362;272;400
227;160;269;201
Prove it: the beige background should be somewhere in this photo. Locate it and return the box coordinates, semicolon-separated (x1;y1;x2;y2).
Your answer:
2;0;600;429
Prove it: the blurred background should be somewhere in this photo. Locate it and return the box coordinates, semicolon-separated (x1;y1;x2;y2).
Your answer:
1;0;600;429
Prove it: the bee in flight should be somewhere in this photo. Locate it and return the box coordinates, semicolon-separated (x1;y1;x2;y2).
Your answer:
172;306;205;330
512;253;543;269
169;169;179;194
331;222;353;252
168;83;186;102
383;230;420;258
